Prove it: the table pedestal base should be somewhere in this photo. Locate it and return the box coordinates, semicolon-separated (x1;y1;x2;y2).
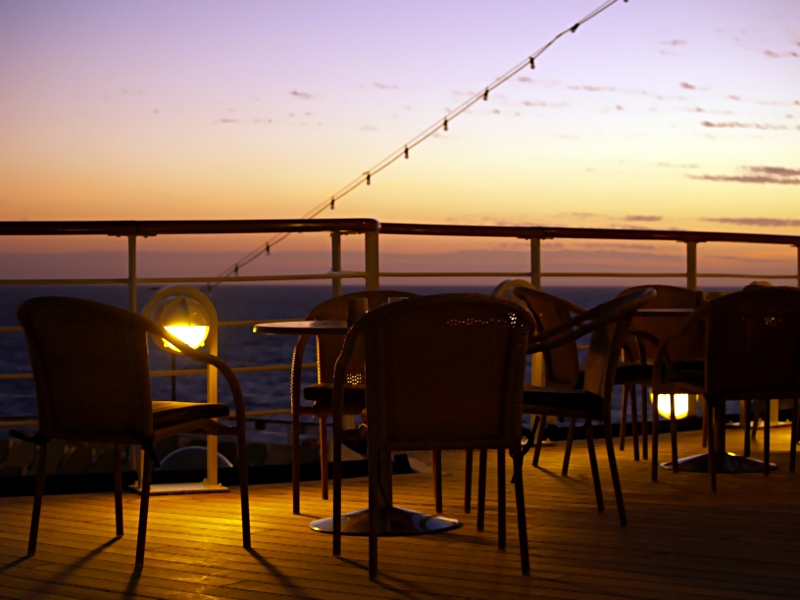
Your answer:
310;506;461;537
661;452;777;473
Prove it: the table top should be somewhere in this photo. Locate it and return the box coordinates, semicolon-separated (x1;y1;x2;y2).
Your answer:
253;319;349;335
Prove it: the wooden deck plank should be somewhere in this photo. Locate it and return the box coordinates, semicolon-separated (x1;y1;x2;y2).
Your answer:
1;427;799;599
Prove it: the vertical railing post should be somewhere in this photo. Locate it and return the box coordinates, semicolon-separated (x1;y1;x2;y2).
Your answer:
686;241;698;291
331;231;342;298
530;237;541;290
364;230;380;291
127;235;137;311
796;245;800;288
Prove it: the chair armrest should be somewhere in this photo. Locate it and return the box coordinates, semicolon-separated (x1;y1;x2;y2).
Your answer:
626;327;661;362
149;323;248;434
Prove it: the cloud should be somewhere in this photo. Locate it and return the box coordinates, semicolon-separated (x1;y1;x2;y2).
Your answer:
517;76;533;83
700;120;788;130
373;82;399;90
658;162;699;169
289;90;313;99
689;165;800;185
660;40;687;46
359;125;378;132
764;49;799;58
680;82;696;90
624;215;663;222
702;217;800;227
567;85;617;92
219;118;239;123
522;100;568;108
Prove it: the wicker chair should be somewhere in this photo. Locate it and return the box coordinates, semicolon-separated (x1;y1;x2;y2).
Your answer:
290;290;418;515
330;294;534;579
14;297;250;566
612;285;705;479
517;287;657;526
653;286;800;492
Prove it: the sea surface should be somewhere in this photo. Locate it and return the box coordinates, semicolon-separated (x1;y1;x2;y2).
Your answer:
0;284;726;426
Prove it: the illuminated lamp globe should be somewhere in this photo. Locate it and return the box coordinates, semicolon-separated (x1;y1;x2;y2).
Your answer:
157;295;210;352
650;392;690;420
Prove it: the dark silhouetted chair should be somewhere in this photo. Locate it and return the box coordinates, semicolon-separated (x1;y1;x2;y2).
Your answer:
331;294;534;579
290;290;418;515
515;287;657;526
653;286;800;491
612;285;705;478
14;297;250;566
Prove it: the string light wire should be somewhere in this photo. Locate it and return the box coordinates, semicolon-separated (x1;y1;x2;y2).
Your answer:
211;0;625;287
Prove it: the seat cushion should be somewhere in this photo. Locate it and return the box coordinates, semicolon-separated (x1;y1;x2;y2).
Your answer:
152;401;230;429
522;386;605;420
303;384;366;413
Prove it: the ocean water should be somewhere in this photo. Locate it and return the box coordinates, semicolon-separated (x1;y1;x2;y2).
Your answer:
0;284;694;423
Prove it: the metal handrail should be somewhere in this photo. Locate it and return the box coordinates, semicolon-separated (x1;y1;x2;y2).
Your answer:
3;217;800;431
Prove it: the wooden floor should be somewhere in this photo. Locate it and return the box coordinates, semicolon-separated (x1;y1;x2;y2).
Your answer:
1;426;799;599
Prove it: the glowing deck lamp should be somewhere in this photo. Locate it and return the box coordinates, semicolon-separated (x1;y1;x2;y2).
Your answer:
651;393;691;420
141;285;224;494
159;296;210;351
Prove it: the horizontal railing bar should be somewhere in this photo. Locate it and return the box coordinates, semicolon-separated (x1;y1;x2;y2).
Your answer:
697;273;796;280
0;218;381;237
381;271;688;278
138;273;364;284
0;273;363;287
0;327;21;333
0;362;315;381
151;362;315;377
381;222;800;246
0;279;130;286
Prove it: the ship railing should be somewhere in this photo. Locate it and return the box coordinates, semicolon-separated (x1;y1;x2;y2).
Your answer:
2;219;800;431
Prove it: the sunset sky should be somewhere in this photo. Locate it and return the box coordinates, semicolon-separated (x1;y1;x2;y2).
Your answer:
0;0;798;280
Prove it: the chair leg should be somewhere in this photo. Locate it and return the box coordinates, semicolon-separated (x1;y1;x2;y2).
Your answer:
604;421;627;527
368;445;379;581
790;398;799;472
630;385;640;462
237;432;251;549
432;450;443;514
701;403;708;449
532;414;547;466
764;404;771;477
651;397;660;482
707;401;717;493
585;422;604;513
641;385;649;461
319;416;329;500
562;419;576;477
477;449;487;532
670;395;679;473
497;449;506;550
292;410;301;515
619;385;628;451
135;451;153;567
512;454;530;576
113;444;123;537
743;400;752;458
464;449;473;513
333;422;342;556
28;442;47;556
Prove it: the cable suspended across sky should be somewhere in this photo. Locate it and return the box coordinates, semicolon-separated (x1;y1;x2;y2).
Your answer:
210;0;628;288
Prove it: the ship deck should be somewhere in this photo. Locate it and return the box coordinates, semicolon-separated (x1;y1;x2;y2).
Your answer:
1;426;799;600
